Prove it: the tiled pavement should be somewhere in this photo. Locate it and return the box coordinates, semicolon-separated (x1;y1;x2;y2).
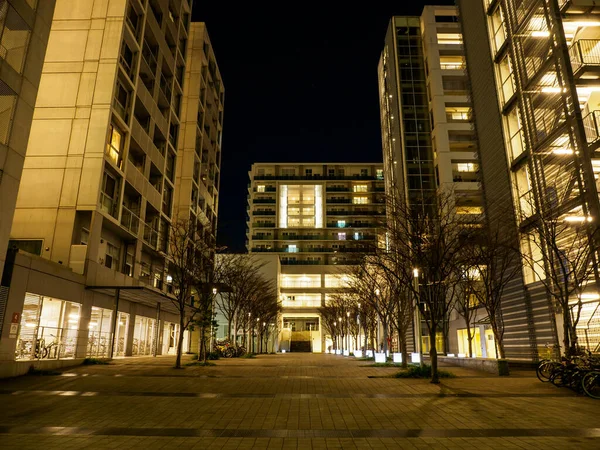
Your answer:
0;354;598;449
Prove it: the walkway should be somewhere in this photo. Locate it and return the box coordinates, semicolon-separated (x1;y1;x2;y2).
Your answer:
0;353;599;449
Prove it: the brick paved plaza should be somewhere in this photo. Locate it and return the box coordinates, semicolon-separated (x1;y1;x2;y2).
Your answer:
0;353;599;449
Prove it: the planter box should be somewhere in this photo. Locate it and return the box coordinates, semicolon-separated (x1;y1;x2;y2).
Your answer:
436;355;510;376
393;353;402;363
343;350;350;356
354;350;363;358
411;353;421;364
374;352;386;363
366;350;373;357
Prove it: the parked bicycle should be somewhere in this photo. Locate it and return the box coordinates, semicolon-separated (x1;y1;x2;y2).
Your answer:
214;339;247;358
536;349;600;399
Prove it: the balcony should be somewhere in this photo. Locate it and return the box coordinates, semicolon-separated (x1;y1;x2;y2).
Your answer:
252;222;275;228
140;41;157;76
100;192;117;218
143;223;159;248
570;39;600;78
252;198;276;204
326;198;352;204
282;299;321;308
326;186;350;192
253;210;276;216
583;110;600;144
255;174;376;181
121;205;140;235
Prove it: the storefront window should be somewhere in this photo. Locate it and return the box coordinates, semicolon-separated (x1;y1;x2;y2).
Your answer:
114;312;129;356
15;293;81;360
132;315;155;355
87;307;112;358
162;322;179;355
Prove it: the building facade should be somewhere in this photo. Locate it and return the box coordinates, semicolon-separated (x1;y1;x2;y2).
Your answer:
458;0;600;358
378;8;488;357
247;163;385;353
0;0;225;377
0;0;55;282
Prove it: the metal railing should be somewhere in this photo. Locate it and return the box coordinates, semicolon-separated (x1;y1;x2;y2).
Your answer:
142;41;157;73
100;192;117;217
569;39;600;74
15;326;81;361
121;205;141;235
282;299;322;308
583;110;600;144
87;331;112;358
143;222;159;248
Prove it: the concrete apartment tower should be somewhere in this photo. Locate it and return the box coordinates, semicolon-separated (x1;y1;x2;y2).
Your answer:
457;0;600;358
247;163;385;353
378;7;487;356
0;0;55;279
0;0;226;377
175;22;223;239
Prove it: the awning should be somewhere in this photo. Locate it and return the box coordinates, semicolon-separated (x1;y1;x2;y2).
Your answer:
85;285;179;313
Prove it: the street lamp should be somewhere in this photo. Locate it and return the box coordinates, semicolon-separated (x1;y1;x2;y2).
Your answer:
209;287;218;353
413;268;423;365
333;321;337;353
375;288;380;352
346;311;350;354
338;317;343;353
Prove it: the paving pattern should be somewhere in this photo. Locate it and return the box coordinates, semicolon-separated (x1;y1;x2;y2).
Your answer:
0;353;598;449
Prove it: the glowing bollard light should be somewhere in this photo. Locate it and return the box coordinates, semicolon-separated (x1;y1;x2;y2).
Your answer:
411;353;421;364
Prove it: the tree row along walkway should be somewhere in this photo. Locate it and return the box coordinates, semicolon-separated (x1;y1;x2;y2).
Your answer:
0;353;599;449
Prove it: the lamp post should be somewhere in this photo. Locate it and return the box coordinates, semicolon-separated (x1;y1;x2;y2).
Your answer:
338;317;343;354
346;311;350;354
247;312;251;351
375;288;380;352
255;317;260;354
209;287;218;354
333;321;337;353
413;268;423;365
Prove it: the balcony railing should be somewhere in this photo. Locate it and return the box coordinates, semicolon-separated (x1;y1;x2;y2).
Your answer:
121;205;141;235
141;41;157;74
570;39;600;74
282;299;322;308
583;110;600;144
100;192;117;218
253;210;276;216
143;223;159;248
254;174;377;181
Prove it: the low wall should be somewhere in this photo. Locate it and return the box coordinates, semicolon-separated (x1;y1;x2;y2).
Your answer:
0;358;84;379
436;356;510;376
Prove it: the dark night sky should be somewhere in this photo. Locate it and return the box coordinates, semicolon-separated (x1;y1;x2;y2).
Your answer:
191;1;455;252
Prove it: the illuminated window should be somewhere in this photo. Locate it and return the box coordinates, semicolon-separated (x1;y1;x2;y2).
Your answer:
324;274;353;288
354;232;362;240
337;220;346;228
437;33;462;44
280;274;321;288
376;169;384;180
456;163;478;172
353;196;368;204
439;56;465;70
353;185;368;193
106;124;123;168
287;244;298;253
456;206;483;215
337;232;346;240
257;185;265;192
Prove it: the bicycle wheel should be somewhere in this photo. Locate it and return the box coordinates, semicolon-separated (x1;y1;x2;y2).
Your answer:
550;369;565;387
537;361;559;382
582;371;600;399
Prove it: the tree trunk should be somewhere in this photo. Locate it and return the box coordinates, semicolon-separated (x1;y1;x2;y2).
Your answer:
465;320;473;358
399;327;408;369
382;320;388;354
175;314;185;369
429;326;439;384
363;319;368;352
228;318;233;341
563;311;572;357
490;318;505;359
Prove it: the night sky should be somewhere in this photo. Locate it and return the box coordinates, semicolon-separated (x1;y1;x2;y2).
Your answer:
191;1;455;252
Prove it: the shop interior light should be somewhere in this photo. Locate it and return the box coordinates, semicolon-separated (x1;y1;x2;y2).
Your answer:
68;319;78;324
552;148;574;155
89;322;97;328
25;323;36;328
531;30;550;37
580;292;600;300
564;216;591;222
541;86;565;93
69;314;79;319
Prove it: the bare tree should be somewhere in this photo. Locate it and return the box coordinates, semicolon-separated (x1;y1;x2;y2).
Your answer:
213;255;268;343
168;218;216;369
521;206;598;357
382;190;465;383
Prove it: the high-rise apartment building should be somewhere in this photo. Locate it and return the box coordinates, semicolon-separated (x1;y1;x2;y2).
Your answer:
378;7;486;356
458;0;600;358
176;22;223;240
0;0;225;377
247;163;385;353
0;0;55;278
